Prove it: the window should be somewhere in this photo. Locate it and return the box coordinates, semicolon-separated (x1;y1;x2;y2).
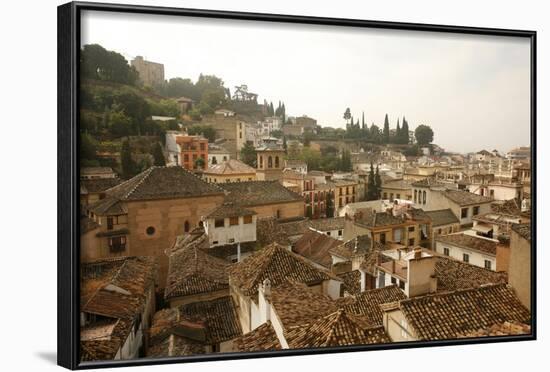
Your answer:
268;156;273;168
408;226;415;232
380;233;386;244
243;215;253;224
212;241;218;245
228;238;235;243
184;221;190;233
408;238;414;246
399;280;405;290
490;189;495;197
438;228;442;235
443;247;450;256
422;190;426;205
414;190;417;203
463;253;470;263
338;230;343;236
146;226;155;236
275;156;279;168
484;260;492;270
215;219;225;228
390;193;394;201
184;154;189;162
107;217;114;230
259;156;263;168
473;206;480;216
200;143;205;151
327;231;331;236
109;236;126;253
396;193;401;199
391;277;397;284
461;208;468;218
229;216;239;226
384;192;388;199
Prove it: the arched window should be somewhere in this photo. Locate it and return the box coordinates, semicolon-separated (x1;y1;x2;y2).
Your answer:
212;157;217;165
414;190;417;203
423;190;427;205
259;156;263;168
268;156;273;168
275;156;279;168
184;221;190;233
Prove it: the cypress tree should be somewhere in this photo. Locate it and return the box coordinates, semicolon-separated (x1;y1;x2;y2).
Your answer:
121;139;137;179
383;114;390;144
402;116;410;144
367;162;377;200
375;165;382;199
152;142;166;166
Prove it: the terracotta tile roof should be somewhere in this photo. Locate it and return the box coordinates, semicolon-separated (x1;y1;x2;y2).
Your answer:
512;223;531;241
411;178;446;187
87;197;127;216
293;230;342;268
205;202;257;219
80;319;132;361
344;285;406;326
308;217;345;232
443;190;492;206
112;166;224;200
228;243;335;297
200;241;258;261
457;321;531;338
285;309;391;348
491;198;522;215
435;257;508;292
81;167;115;176
204;159;256;175
256;217;291;246
80;256;158;361
353;210;405;228
382;179;413;190
269;281;338;329
397;284;531;340
148;334;206;358
147;308;207;358
81;177;122;194
329;235;372;260
222;181;303;207
337;270;361;296
178;296;242;344
436;233;497;255
148;297;242;351
277;218;310;240
359;243;390;275
233;322;282;352
165;235;230;300
425;209;459;227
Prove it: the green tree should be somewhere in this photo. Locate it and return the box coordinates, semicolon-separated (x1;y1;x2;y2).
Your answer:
401;117;410;144
80;133;97;163
339;149;353;172
343;108;351;124
375;165;382;199
80;44;139;85
121;140;137;179
366;162;378;200
152;142;166;166
240;142;257;167
194;157;205;170
109;110;132;138
383;114;390;143
187;125;216;142
415;124;434;145
370;123;382;144
394;119;401;144
326;191;335;218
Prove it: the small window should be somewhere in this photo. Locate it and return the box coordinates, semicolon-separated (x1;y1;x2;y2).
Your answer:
399;280;405;290
215;219;225;228
212;241;219;245
146;226;155;236
184;221;190;233
243;215;253;224
461;208;468;219
327;231;331;236
229;216;239;226
380;233;386;244
408;226;415;232
463;253;470;263
396;194;401;199
228;238;235;243
338;230;343;236
443;247;450;256
484;260;492;270
408;238;414;246
391;277;397;284
473;206;480;216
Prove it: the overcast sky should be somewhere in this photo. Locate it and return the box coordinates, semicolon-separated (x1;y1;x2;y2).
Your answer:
81;10;531;154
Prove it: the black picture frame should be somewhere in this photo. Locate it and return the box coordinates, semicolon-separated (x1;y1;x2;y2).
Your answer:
58;1;537;370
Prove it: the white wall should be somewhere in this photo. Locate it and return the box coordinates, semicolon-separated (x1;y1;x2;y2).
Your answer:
435;240;496;270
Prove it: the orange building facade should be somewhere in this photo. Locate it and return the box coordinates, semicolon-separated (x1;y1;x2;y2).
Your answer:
176;135;208;170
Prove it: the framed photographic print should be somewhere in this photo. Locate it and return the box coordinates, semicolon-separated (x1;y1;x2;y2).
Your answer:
57;1;536;370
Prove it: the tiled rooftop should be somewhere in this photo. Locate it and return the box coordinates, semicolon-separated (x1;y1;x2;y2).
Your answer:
397;284;530;341
512;223;531;241
233;322;282;352
436;233;497;255
293;229;342;268
435;256;508;292
222;181;303;207
425;209;459;227
443;190;493;206
205;202;257;219
344;285;406;327
204;159;256;175
228;243;334;297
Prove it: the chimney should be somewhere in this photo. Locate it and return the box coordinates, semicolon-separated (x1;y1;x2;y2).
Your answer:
406;252;437;297
258;279;272;323
414;247;422;260
359;269;366;292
